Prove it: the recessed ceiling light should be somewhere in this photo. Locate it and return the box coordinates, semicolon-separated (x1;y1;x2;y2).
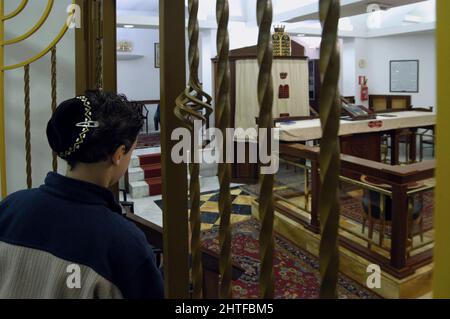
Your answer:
124;24;135;28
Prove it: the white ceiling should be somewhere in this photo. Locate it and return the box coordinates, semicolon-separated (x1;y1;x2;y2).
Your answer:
116;0;436;38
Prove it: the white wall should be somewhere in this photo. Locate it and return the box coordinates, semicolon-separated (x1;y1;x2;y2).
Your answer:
117;28;160;100
341;38;356;97
116;27;160;131
2;0;75;195
341;32;436;108
365;32;436;108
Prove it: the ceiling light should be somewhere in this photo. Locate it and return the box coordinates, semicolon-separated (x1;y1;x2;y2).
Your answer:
123;24;135;28
404;14;423;23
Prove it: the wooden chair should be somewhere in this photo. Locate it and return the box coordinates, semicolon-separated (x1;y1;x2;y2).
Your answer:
419;128;435;160
360;176;424;247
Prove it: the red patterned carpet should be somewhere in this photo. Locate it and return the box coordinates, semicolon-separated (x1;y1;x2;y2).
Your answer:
201;218;381;299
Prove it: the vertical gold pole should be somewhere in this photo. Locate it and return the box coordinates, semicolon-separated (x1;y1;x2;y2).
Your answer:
256;0;275;299
216;0;232;299
433;0;450;299
160;0;190;298
318;0;341;299
0;0;7;198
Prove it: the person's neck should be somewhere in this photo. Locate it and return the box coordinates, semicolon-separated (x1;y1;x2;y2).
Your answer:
66;162;112;189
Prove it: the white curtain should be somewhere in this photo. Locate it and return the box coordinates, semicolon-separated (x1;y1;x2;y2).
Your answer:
235;59;310;129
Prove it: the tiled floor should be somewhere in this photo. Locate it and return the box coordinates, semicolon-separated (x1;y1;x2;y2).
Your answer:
122;176;246;228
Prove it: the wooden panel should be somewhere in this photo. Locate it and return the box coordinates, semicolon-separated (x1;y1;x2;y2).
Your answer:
340;132;381;162
159;0;190;298
392;97;409;109
369;94;412;112
373;97;388;112
232;141;258;183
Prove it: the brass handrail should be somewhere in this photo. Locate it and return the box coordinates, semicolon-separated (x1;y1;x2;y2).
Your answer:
1;0;28;21
1;1;75;71
0;0;75;197
2;0;54;46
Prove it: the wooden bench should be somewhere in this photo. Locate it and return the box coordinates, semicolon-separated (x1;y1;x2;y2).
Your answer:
124;212;245;298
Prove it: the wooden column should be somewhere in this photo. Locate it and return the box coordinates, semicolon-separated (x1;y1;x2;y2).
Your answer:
390;184;409;272
159;0;190;298
390;130;400;165
102;0;116;92
75;0;95;93
0;0;6;199
433;0;450;299
75;0;115;92
75;0;119;197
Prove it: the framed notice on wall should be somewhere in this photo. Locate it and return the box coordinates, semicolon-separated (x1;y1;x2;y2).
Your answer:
390;60;419;93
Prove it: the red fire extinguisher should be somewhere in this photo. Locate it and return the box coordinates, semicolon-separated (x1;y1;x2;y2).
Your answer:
360;77;368;101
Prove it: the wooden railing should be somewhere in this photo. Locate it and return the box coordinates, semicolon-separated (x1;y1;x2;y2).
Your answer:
279;143;435;279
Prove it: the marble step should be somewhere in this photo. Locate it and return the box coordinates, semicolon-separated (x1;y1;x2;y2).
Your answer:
130;155;141;169
128;167;145;182
129;180;149;199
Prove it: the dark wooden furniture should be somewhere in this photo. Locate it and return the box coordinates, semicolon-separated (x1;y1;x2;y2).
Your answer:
309;59;321;111
279;143;435;279
369;94;412;112
124;212;244;298
212;41;308;183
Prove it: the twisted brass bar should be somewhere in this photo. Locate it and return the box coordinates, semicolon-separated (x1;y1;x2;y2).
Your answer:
51;47;57;172
256;0;275;299
318;0;341;299
24;64;32;189
188;146;202;299
173;0;213;299
216;0;232;299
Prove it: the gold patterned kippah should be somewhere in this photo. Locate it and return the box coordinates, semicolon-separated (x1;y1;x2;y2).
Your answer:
59;96;99;157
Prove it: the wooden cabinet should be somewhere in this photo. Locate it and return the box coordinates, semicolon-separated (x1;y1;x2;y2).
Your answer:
309;59;321;112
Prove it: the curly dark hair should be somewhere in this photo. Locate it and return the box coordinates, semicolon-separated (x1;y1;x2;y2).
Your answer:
64;90;143;168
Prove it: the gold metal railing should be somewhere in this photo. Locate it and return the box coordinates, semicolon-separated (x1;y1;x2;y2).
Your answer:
160;0;342;298
0;0;75;198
